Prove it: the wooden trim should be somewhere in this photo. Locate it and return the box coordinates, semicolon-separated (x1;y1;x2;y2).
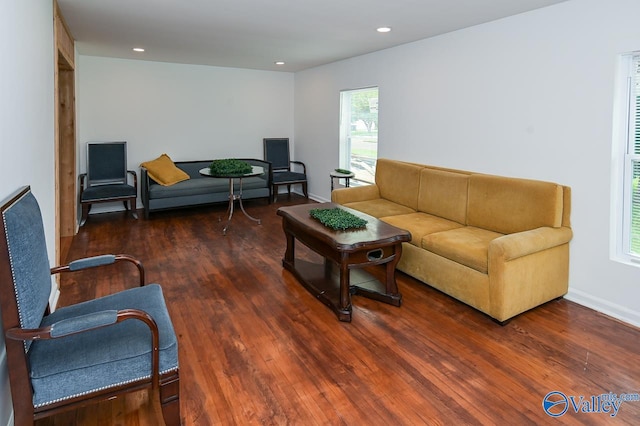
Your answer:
54;1;74;68
53;0;77;272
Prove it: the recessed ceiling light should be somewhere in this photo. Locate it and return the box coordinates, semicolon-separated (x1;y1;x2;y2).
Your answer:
377;27;391;33
133;47;145;52
274;61;285;65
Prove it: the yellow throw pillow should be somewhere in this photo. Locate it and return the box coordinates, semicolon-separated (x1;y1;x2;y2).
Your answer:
140;154;190;186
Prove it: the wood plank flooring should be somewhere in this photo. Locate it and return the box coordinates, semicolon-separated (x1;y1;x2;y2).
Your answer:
36;195;640;425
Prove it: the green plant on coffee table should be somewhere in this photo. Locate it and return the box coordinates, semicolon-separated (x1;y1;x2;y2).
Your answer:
309;207;367;231
209;159;252;176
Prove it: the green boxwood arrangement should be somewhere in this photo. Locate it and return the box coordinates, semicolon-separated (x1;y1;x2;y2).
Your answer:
309;207;368;230
334;168;352;175
209;159;253;176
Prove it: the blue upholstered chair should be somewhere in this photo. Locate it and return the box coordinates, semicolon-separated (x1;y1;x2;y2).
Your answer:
79;141;138;226
263;138;308;202
0;186;180;425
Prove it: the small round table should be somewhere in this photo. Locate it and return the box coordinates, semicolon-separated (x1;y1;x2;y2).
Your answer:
330;170;355;191
199;166;263;235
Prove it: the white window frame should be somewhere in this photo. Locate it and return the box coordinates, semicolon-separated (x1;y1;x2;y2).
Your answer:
339;87;379;185
612;52;640;265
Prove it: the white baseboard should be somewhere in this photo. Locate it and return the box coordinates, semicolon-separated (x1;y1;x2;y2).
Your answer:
309;193;328;203
566;288;640;328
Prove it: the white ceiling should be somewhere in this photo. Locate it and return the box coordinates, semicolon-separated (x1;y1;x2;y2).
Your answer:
57;0;568;72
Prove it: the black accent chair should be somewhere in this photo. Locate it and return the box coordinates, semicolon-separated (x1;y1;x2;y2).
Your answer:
263;138;308;202
79;141;138;226
0;186;180;425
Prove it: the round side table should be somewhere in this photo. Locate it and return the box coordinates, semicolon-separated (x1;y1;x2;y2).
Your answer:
330;170;355;191
200;165;263;235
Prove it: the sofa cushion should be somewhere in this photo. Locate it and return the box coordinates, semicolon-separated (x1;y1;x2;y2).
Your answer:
375;159;423;210
149;177;226;199
381;212;463;246
149;175;267;199
467;174;564;234
417;169;469;224
422;226;504;274
141;154;190;186
342;199;415;218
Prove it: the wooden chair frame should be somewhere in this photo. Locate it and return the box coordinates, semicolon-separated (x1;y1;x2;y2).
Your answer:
79;141;139;226
0;187;180;425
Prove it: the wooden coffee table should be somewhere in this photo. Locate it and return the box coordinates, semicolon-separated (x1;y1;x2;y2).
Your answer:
277;203;411;322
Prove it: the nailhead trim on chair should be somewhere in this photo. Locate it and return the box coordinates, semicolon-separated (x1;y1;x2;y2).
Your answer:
2;195;30;354
34;367;179;408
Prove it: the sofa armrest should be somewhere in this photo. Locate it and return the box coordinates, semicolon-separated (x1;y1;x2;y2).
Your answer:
331;184;381;204
140;167;153;219
489;226;573;262
487;226;573;322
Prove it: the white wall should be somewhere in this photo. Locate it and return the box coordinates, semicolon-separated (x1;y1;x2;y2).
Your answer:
0;1;56;424
77;56;294;211
294;0;640;327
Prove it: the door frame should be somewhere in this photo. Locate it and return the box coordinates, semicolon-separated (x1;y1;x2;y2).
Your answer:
54;1;76;269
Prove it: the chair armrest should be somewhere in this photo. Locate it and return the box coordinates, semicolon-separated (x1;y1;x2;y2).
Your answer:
5;308;161;388
140;167;151;217
51;254;145;287
489;226;573;262
78;173;87;195
127;170;138;190
331;184;381;204
51;310;119;338
291;160;306;174
5;308;155;340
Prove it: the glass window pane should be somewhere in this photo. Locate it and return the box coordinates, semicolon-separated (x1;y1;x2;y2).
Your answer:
339;87;378;184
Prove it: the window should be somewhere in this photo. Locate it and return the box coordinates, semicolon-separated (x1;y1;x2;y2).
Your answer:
614;53;640;262
339;87;378;183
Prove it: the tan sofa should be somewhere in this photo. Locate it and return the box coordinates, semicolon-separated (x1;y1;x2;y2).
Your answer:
331;159;572;323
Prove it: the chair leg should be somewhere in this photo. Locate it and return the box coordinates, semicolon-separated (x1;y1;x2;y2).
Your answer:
273;185;278;203
159;371;181;425
80;203;90;227
129;198;139;219
123;198;139;219
302;182;308;198
12;404;34;426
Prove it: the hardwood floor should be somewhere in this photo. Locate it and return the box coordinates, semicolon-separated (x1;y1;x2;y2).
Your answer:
36;195;640;425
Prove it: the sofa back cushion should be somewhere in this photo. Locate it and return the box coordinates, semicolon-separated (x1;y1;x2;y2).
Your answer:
175;161;212;179
467;174;564;234
417;169;468;224
375;159;423;210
